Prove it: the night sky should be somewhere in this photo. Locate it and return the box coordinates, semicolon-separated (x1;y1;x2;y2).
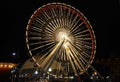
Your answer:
1;0;119;63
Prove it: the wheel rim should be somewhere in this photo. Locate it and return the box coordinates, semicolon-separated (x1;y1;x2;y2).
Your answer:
26;3;96;76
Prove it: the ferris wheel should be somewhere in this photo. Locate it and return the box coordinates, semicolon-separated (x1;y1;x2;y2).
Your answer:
25;2;96;76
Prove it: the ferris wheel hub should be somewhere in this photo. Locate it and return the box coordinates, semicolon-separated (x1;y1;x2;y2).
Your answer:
57;30;69;41
54;28;71;42
54;28;73;49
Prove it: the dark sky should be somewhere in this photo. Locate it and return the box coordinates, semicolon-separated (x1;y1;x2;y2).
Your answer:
1;0;119;63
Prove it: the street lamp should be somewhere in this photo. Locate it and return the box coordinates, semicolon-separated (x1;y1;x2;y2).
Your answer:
48;68;52;81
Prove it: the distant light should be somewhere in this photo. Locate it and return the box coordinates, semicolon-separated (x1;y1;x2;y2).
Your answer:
0;63;18;69
24;73;28;76
4;64;7;67
34;70;39;75
11;69;16;73
48;68;52;72
8;64;13;68
11;70;14;73
90;76;93;79
92;74;94;76
94;71;97;75
12;52;16;56
96;76;99;79
0;64;3;67
106;76;110;79
75;73;78;76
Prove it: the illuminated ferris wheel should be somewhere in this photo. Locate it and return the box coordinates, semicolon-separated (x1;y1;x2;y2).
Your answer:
26;2;96;76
